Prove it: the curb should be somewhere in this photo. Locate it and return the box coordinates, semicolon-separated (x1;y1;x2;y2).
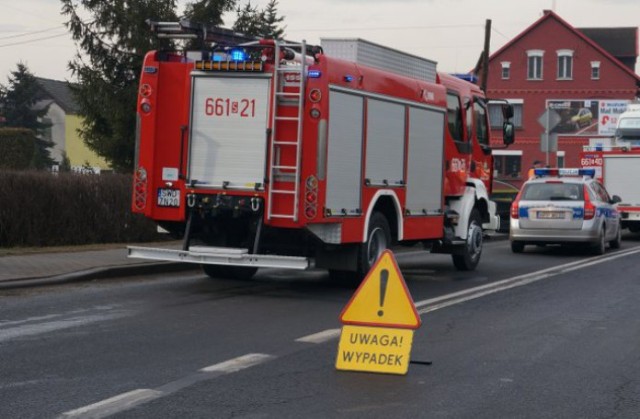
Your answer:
0;262;199;290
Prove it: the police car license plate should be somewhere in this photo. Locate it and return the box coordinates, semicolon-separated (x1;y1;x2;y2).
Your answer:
157;189;180;207
538;211;564;219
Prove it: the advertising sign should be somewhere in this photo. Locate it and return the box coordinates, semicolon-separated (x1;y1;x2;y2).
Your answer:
547;99;630;137
598;100;630;136
548;100;599;136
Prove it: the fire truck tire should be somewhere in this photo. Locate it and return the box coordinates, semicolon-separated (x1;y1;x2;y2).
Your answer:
452;209;483;271
357;212;391;278
202;265;257;281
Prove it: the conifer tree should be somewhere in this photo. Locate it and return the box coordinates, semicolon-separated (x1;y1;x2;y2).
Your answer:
0;63;54;169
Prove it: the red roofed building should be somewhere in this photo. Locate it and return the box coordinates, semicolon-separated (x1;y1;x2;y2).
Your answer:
483;10;640;187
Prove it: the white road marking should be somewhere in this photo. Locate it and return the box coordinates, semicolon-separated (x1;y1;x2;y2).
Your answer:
414;247;640;314
295;328;341;344
0;313;129;343
60;389;163;419
200;353;275;373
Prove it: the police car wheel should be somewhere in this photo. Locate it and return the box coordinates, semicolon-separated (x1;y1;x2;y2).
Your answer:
591;227;606;256
609;225;622;249
511;241;525;253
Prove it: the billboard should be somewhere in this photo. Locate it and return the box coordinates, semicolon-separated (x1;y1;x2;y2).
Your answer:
598;100;629;136
546;99;630;136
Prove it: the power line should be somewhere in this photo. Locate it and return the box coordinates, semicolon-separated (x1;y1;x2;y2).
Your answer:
0;32;69;49
287;23;484;33
491;26;510;40
0;26;66;41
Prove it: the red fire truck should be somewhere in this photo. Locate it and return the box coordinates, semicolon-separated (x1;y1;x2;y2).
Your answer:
580;104;640;232
128;21;515;280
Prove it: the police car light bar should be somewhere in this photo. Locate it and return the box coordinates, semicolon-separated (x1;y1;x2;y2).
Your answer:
534;168;595;178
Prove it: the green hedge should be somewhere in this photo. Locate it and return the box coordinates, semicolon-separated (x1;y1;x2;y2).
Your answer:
0;170;163;247
0;128;36;170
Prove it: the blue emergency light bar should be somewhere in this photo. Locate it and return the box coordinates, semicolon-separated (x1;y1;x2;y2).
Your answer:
452;73;478;83
534;168;595;178
307;69;322;78
230;49;247;61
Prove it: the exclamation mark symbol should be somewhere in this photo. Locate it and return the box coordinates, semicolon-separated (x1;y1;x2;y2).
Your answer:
378;269;389;317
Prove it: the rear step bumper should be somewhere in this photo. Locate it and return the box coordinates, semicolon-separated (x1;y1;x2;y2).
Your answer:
127;245;311;270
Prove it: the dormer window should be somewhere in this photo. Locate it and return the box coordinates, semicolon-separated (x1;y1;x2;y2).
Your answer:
527;50;544;80
501;62;511;80
557;49;573;80
591;61;601;80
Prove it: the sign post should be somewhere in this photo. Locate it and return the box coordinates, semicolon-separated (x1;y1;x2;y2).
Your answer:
336;250;421;375
538;108;561;165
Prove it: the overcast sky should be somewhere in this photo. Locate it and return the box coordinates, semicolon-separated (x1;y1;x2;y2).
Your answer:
0;0;638;84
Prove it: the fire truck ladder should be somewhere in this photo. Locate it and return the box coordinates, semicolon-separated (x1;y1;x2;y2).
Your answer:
267;40;307;222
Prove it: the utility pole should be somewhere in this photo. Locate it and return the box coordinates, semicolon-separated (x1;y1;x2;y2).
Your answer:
480;19;491;93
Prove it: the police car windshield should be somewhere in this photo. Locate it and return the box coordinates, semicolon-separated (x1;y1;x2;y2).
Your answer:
521;182;584;201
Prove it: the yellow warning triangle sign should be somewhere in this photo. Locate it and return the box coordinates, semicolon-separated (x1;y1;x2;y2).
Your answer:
339;250;421;330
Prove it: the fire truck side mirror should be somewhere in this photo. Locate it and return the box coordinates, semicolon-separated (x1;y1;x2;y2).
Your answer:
502;121;515;146
501;104;514;120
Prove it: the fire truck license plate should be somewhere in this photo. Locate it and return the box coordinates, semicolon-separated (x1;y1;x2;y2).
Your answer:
157;189;180;207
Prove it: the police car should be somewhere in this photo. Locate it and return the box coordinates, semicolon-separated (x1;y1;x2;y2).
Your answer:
510;168;622;254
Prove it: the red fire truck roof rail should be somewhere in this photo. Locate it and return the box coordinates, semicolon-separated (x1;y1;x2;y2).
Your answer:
147;19;320;60
147;19;258;45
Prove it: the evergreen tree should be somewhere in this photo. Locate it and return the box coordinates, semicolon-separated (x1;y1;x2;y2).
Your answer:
261;0;285;39
232;0;285;39
60;0;179;172
0;63;54;169
183;0;237;25
61;0;285;172
232;2;263;37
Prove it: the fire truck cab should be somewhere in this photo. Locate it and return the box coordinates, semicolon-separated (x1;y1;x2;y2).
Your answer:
128;21;515;280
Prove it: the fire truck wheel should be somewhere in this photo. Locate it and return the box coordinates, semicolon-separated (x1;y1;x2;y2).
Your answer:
452;209;483;271
357;212;391;277
202;265;257;281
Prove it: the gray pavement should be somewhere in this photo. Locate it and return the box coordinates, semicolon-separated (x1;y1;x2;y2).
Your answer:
0;243;195;289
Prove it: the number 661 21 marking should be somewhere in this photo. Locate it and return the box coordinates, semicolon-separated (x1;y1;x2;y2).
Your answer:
205;98;256;118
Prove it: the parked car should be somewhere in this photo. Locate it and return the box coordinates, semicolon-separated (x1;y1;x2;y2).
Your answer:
510;168;622;254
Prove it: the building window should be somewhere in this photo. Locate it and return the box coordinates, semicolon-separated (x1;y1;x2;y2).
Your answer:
527;50;544;80
591;61;600;80
501;62;510;80
493;151;523;179
557;49;573;80
488;100;523;129
557;151;565;168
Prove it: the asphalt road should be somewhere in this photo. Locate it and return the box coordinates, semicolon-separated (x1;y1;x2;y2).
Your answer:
2;235;640;418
